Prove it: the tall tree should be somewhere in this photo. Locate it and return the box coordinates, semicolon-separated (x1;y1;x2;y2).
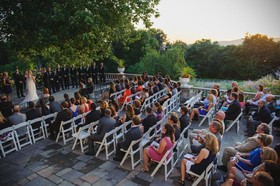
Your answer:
0;0;160;67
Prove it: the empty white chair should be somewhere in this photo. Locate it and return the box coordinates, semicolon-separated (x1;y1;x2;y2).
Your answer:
56;118;74;145
29;117;45;143
13;122;32;150
120;137;143;170
0;126;18;157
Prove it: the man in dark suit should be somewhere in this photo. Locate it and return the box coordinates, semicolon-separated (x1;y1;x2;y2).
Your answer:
84;103;101;125
99;62;105;83
246;100;272;136
0;95;13;118
91;62;98;84
142;106;157;133
225;92;241;120
57;65;64;90
26;101;42;129
48;67;56;93
179;106;190;138
266;95;276;113
62;64;70;89
13;68;25;98
85;109;115;155
49;101;73;140
70;64;78;88
113;115;143;161
42;68;50;93
49;96;62;113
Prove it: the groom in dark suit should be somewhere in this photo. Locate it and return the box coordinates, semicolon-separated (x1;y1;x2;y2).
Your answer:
113;115;143;161
13;68;25;98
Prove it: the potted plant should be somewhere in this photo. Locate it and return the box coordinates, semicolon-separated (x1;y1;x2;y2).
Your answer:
179;66;196;88
116;59;125;74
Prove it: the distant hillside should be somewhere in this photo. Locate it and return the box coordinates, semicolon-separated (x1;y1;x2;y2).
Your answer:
218;38;280;46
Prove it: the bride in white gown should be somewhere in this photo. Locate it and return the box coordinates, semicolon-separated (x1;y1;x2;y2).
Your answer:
21;70;39;103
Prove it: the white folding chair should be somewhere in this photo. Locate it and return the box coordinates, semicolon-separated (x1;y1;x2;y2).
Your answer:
198;107;214;126
56;118;74;145
95;128;116;159
150;146;175;181
268;112;277;134
225;112;243;133
189;161;214;186
0;126;18;157
120;137;143;170
13;122;32;150
29;117;45;143
72;121;99;152
72;114;85;133
42;113;57;137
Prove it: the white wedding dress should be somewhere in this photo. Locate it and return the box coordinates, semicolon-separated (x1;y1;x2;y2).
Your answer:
21;75;39;103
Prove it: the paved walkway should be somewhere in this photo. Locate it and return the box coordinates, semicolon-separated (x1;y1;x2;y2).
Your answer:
1;89;279;186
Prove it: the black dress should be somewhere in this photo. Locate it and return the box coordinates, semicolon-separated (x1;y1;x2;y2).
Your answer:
2;78;12;94
190;150;216;175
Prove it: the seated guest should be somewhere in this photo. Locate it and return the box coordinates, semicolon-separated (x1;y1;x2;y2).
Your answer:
142;123;175;172
119;104;134;125
41;87;50;104
250;171;275;186
69;98;79;118
113;115;143;162
190;120;222;154
213;83;220;97
244;84;264;115
225;92;241;120
140;88;149;103
245;100;272;137
158;87;172;105
179;106;190;138
118;84;132;106
153;102;163;121
228;147;278;185
274;143;280;166
110;105;118;121
87;78;94;94
180;132;219;184
0;113;11;130
26;101;42;129
49;96;62;113
219;123;270;171
37;99;50;116
133;99;141;115
142;106;157;133
85;109;115;155
168;114;180;141
63;93;71;108
99;100;109;118
8;105;27;136
266;94;276;113
0;95;13;118
49;102;73;140
74;92;82;105
228;134;273;173
78;97;90;114
84;103;101;125
214;111;226;135
190;94;214;123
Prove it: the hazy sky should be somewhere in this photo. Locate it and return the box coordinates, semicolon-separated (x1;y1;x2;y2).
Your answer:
146;0;280;44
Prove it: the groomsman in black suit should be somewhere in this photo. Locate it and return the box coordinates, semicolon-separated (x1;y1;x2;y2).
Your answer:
78;66;85;82
62;64;69;89
42;68;50;93
91;62;98;84
48;67;56;93
13;68;25;98
54;69;60;92
57;65;64;90
70;64;78;88
99;62;105;83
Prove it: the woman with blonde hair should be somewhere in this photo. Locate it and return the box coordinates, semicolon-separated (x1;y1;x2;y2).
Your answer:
180;132;218;184
189;94;214;123
79;97;89;114
100;100;109;117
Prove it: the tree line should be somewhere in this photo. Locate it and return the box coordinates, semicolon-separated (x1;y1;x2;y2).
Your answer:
1;1;279;80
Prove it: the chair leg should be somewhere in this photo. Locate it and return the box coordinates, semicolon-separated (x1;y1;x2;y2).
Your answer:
79;139;84;153
72;138;78;150
55;132;60;142
120;150;129;166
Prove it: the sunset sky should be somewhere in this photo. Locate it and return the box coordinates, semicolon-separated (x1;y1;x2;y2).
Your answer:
146;0;280;44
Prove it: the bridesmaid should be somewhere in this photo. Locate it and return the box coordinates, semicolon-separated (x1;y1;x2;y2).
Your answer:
2;72;13;101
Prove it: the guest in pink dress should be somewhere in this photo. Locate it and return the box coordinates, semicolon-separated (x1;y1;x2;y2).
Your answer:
142;123;175;172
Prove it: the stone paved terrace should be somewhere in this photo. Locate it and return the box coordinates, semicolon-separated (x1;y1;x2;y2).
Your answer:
1;86;279;186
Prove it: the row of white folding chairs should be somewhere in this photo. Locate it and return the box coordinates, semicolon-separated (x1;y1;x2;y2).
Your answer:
140;88;168;112
117;92;139;113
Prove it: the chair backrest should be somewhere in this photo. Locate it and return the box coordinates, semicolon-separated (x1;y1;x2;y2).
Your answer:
60;118;74;131
13;121;29;136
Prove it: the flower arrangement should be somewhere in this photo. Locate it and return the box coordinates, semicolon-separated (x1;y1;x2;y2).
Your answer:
180;66;196;78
